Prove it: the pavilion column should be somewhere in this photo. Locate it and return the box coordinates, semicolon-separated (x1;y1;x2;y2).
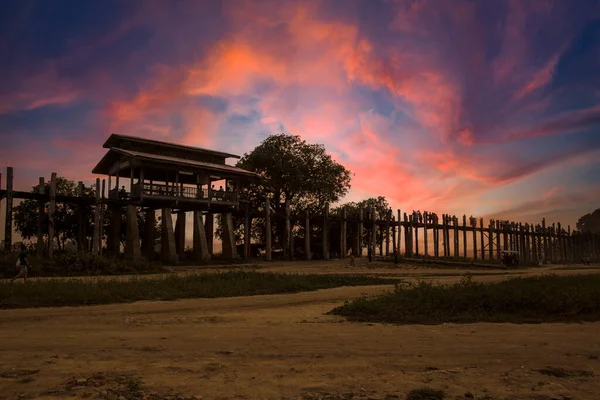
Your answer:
142;209;156;260
221;212;238;258
107;205;122;258
193;211;210;261
124;204;141;260
161;208;178;264
175;211;186;257
205;213;214;256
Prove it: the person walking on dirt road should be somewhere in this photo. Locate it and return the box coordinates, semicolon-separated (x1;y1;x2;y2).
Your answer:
11;243;30;283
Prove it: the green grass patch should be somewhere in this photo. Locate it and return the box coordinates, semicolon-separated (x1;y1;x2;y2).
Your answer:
537;366;593;378
330;273;600;324
0;271;393;309
405;387;445;400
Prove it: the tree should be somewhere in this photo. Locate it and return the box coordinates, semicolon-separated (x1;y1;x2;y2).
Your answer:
13;177;95;251
217;134;352;250
576;209;600;234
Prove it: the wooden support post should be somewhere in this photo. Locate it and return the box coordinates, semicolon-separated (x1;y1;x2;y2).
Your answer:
479;218;485;260
445;215;451;257
92;178;101;254
323;203;330;261
557;223;563;263
397;209;402;257
423;212;428;257
305;210;311;260
265;198;272;261
385;211;390;256
403;213;409;257
434;214;439;258
37;177;45;257
124;205;141;260
567;226;572;263
284;200;291;260
341;207;347;258
76;181;85;252
221;212;238;259
472;217;478;260
414;214;419;256
48;173;57;258
3;167;13;251
488;221;494;260
143;209;156;260
408;214;414;257
161;208;178;264
205;213;214;256
174;212;186;256
356;208;363;257
462;215;467;258
107;205;121;258
551;223;557;263
193;211;210;261
519;223;526;265
503;222;508;251
243;206;250;259
531;226;538;266
495;220;501;259
453;216;459;258
371;208;377;258
524;224;531;265
541;218;548;264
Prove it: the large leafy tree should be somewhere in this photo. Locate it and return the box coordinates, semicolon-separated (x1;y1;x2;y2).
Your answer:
576;209;600;234
217;134;352;249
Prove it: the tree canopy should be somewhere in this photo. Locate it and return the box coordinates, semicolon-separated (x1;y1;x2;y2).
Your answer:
217;133;352;246
576;208;600;234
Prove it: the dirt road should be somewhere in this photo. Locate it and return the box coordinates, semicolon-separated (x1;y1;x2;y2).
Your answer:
1;262;599;399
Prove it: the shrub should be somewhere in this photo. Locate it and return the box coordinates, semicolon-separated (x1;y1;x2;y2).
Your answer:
330;273;600;324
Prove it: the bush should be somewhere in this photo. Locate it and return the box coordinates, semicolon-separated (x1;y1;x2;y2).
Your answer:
0;271;394;309
330;273;600;324
1;251;165;278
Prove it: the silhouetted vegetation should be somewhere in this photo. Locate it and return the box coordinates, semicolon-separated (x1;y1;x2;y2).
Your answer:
330;273;600;324
0;271;393;309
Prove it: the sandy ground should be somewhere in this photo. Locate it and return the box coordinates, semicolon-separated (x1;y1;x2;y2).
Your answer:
1;260;600;400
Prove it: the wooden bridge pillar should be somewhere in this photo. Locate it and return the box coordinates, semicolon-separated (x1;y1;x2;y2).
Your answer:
124;204;141;260
48;173;57;258
385;211;390;256
479;218;485;260
305;211;311;260
423;212;429;258
265;199;272;261
371;208;377;258
143;209;156;260
414;214;419;256
221;212;238;259
192;211;210;261
243;206;251;259
472;218;478;260
3;167;13;251
323;203;330;261
161;208;178;264
76;181;86;252
397;209;402;257
107;205;122;258
355;208;363;257
341;207;347;258
37;178;45;256
175;212;186;257
205;213;214;256
462;215;467;258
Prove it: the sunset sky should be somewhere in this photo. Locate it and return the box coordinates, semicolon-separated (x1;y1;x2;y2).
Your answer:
2;0;600;235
